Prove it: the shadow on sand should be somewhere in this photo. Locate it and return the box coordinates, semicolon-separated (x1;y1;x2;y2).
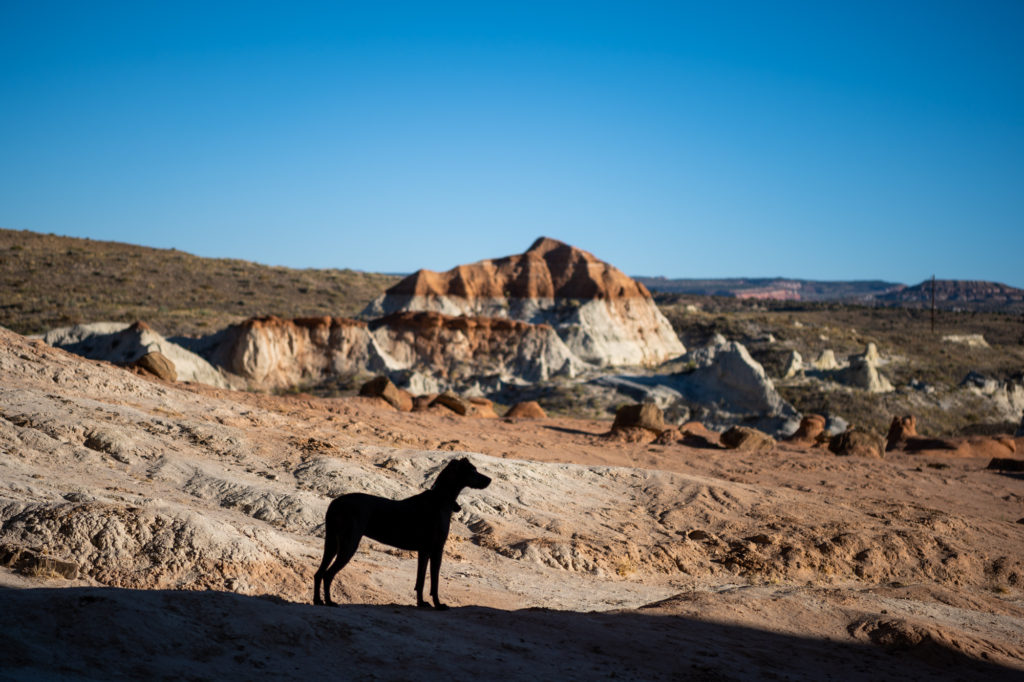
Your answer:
542;425;606;437
0;585;1018;681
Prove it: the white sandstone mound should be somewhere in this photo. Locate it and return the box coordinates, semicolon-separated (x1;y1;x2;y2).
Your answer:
675;339;800;432
839;343;894;393
943;334;989;348
41;321;231;388
363;237;685;368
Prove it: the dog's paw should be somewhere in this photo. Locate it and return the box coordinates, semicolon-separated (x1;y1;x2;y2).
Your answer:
417;601;432;609
434;603;450;611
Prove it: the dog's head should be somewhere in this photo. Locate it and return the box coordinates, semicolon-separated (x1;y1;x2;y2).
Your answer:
436;457;491;491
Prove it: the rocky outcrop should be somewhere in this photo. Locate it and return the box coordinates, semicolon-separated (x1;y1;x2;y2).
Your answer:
672;340;800;434
960;371;1024;424
839;343;893;393
812;350;839;371
193;316;385;391
942;334;989;348
169;312;583;392
364;237;685;367
372;311;583;385
41;321;230;387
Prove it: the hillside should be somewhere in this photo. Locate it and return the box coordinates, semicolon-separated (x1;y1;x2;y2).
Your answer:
0;228;399;337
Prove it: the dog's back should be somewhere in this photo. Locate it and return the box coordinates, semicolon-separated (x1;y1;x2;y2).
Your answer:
326;491;443;552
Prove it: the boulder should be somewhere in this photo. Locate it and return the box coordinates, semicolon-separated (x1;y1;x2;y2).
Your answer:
654;428;682;445
132;351;177;382
468;397;499;419
505;401;547;420
611;403;665;434
829;429;885;458
788;414;826;443
721;426;775;452
679;421;722;449
413;394;438;411
886;415;918;451
359;375;413;412
431;391;472;416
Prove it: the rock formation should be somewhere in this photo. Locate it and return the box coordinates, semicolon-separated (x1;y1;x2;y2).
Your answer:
41;321;230;387
788;414;826;444
371;311;583;385
812;349;839;371
960;371;1024;424
838;343;893;393
829;429;885;458
721;426;775;452
670;339;800;435
364;237;685;367
611;403;666;434
886;415;918;451
192;316;385;391
131;351;177;382
360;375;413;412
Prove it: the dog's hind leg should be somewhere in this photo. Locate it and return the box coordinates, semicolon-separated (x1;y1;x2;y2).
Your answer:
415;551;430;608
320;531;360;607
313;520;339;606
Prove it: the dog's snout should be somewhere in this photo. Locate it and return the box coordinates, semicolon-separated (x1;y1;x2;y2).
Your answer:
474;473;492;489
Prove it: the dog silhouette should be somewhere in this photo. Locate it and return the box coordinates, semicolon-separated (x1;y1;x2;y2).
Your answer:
313;457;491;610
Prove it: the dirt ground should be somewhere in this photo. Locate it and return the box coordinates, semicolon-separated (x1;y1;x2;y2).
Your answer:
1;326;1022;680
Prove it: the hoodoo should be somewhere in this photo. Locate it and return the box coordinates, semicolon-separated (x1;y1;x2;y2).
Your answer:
364;237;685;367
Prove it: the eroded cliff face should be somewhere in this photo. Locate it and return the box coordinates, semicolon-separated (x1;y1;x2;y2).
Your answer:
365;237;685;367
370;311;583;384
208;316;387;390
193;312;581;391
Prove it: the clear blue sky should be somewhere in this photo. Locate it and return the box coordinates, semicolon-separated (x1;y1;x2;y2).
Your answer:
2;1;1022;286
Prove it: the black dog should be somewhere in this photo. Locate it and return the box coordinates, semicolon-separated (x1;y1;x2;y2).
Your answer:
313;457;491;610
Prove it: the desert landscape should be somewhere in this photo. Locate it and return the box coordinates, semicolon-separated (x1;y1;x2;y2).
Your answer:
1;230;1022;680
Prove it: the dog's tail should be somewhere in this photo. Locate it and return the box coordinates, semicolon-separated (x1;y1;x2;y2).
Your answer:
314;513;340;577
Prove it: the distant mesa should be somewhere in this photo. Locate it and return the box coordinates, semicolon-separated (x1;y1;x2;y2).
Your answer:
875;279;1024;310
365;237;685;367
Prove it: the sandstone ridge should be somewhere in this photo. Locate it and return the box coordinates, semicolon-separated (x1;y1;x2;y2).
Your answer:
365;237;685;367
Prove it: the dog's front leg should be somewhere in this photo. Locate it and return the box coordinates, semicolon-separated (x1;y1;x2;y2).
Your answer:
429;549;448;611
415;551;431;608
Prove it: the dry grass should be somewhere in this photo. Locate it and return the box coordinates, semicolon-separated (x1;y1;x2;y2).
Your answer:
0;228;399;337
